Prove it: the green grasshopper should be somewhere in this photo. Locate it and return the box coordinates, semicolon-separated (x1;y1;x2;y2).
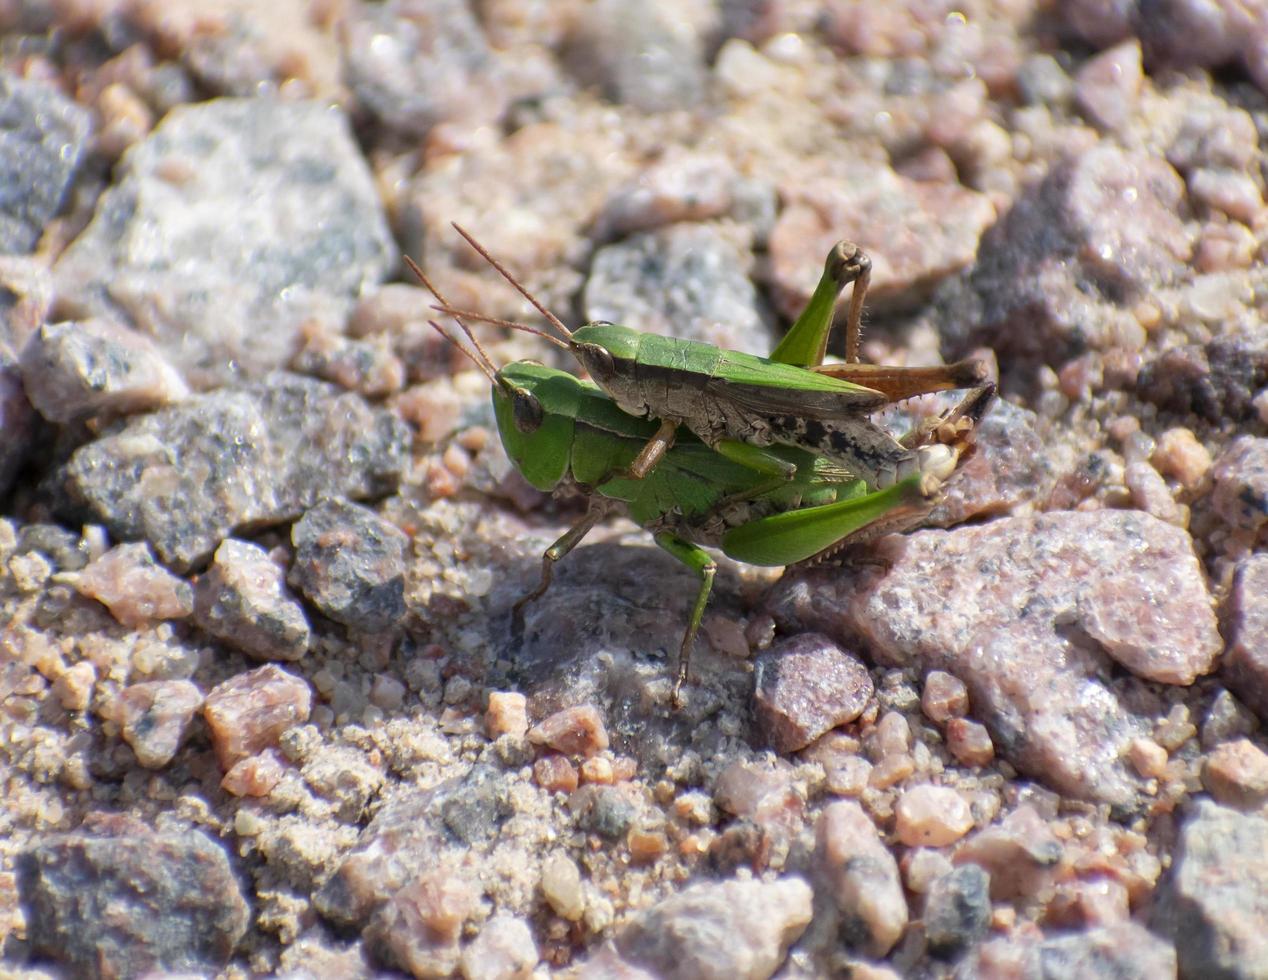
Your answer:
413;259;994;703
431;225;992;494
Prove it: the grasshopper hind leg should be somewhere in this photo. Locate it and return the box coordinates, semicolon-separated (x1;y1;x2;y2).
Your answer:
512;498;613;634
653;533;718;708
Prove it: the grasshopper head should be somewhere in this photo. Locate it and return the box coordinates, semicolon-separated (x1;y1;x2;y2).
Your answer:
571;322;642;384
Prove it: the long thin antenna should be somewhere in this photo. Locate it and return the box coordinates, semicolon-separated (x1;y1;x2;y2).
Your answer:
451;223;574;342
429;303;572;352
402;254;504;379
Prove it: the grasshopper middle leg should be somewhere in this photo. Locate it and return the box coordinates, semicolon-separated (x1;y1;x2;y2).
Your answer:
653;532;718;708
513;497;614;631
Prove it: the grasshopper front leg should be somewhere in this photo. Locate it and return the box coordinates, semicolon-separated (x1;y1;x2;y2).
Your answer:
513;497;615;632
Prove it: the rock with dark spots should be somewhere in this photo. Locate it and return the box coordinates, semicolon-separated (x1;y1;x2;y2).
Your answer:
0;347;35;497
1211;436;1268;534
962;921;1176;979
937;147;1191;361
73;542;194;628
712;760;804;869
816;801;907;959
528;704;610;758
203;664;312;770
768;510;1221;805
289;499;409;632
114;680;203;768
193;539;310;661
566;0;707;112
436;764;513;845
770;165;995;318
1224;555;1268;722
1152;801;1268;979
64;372;410;571
928;398;1056;525
1137;339;1268;422
608;876;812;980
570;783;641;840
343;0;506;139
14;523;90;571
0;73;91;254
367;869;479;979
53;99;395;387
583;225;774;355
19;319;189;424
16;825;249;978
753;634;873;753
924;864;991;958
954;806;1063;901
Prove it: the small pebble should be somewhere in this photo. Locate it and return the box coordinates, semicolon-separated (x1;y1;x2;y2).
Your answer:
922;671;969;723
1128;737;1169;780
527;704;609;758
202;665;313;770
114;680;203;769
948;718;995;767
540;853;585;922
220;748;287;798
533;755;578;794
1201;738;1268;809
894;785;975;847
1153;427;1213;491
485;691;529;739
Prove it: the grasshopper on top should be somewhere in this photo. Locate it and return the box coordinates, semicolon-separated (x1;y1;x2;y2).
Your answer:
429;223;994;494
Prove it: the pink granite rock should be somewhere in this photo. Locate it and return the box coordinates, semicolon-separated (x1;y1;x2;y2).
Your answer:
816;801;907;958
74;542;194;628
753;634;874;753
114;680;203;768
1223;555;1268;721
202;665;312;770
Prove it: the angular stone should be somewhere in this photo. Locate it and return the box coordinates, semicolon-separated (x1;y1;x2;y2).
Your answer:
202;664;312;769
114;679;203;768
583;224;773;355
367;870;479;979
612;876;812;979
0;73;91;254
769;510;1222;805
753;634;873;753
1152;801;1268;980
1224;555;1268;721
53;99;395;386
566;0;707;112
770;164;996;317
193;539;310;661
461;913;539;980
894;785;974;848
924;864;991;959
954;806;1063;901
816;801;907;959
1211;436;1268;533
962;921;1176;979
1201;738;1268;810
19;319;188;424
527;704;610;758
16;822;249;978
64;372;410;571
288;499;408;632
73;542;194;627
343;0;506;139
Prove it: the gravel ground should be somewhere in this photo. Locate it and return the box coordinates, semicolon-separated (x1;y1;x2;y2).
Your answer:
1;2;1267;978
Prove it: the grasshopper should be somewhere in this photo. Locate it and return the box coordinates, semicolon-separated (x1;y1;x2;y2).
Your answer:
430;225;993;493
414;259;994;703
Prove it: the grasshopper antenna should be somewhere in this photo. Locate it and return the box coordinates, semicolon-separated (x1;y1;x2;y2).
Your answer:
402;254;506;383
450;223;574;342
428;303;572;352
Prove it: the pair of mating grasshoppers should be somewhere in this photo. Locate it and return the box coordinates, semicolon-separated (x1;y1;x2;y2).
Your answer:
411;226;995;704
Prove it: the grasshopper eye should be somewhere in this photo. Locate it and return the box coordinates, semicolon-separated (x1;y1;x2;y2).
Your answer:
578;343;616;382
512;390;544;433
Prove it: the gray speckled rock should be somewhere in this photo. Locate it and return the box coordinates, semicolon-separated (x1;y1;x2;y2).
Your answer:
63;372;410;571
816;801;907;959
20;318;189;424
53;98;395;387
343;0;506;139
937;146;1191;362
565;0;707;112
923;864;991;958
608;876;812;980
753;633;873;753
769;510;1221;806
0;73;91;254
583;225;775;355
959;921;1176;979
1211;436;1268;534
16;821;249;978
1224;555;1268;722
193;538;310;661
0;345;35;498
1152;800;1268;980
288;498;408;631
1137;339;1268;424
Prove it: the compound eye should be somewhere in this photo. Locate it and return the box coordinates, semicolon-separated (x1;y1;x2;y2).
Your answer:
512;390;543;433
580;343;616;382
